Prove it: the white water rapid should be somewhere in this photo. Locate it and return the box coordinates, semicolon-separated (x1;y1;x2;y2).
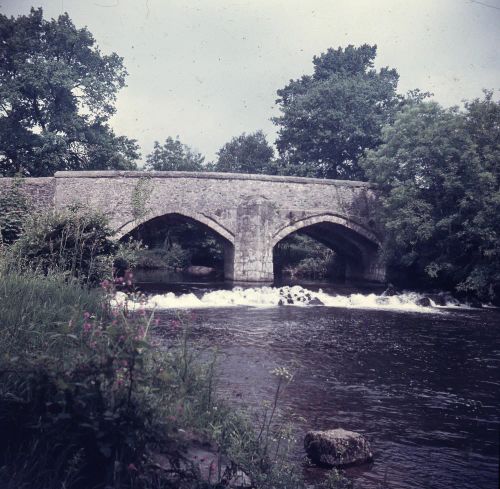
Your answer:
113;286;465;312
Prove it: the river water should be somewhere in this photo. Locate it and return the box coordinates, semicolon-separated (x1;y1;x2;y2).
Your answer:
131;276;500;489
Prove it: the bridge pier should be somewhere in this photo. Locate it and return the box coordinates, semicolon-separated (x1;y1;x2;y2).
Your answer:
231;198;274;283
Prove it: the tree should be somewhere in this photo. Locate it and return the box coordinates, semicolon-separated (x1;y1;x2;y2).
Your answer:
0;8;139;176
273;44;401;180
361;95;500;302
145;137;204;171
213;130;275;174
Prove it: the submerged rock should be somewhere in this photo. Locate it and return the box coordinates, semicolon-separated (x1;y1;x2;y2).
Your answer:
416;297;432;307
304;428;373;467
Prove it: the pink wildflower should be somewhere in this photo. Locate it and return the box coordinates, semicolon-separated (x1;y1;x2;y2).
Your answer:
83;312;90;319
127;463;137;472
171;319;181;329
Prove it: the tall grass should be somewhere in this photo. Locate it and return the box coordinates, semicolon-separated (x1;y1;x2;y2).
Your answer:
0;271;103;356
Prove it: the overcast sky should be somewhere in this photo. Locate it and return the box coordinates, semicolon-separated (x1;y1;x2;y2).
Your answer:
2;0;500;164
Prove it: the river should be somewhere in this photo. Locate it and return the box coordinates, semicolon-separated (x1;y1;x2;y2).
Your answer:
131;274;500;489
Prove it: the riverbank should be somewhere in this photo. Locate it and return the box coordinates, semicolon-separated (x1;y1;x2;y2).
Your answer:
0;269;352;489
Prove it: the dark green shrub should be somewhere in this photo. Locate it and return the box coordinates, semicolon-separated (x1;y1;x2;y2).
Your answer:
275;234;336;279
135;243;192;270
8;207;142;285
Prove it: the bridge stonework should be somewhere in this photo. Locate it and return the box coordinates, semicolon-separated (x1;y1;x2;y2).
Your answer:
0;171;386;283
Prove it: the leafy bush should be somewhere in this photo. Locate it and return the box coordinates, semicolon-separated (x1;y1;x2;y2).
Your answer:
6;207;141;285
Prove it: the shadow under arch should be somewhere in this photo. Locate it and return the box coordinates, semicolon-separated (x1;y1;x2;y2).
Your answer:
115;210;236;280
271;213;382;283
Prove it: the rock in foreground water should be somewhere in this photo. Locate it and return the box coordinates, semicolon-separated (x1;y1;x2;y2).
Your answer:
304;429;373;467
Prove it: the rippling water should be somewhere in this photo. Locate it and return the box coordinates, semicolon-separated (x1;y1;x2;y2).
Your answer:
139;282;499;489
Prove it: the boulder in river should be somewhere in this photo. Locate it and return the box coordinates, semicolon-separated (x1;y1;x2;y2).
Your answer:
304;428;373;467
185;266;216;276
416;297;432;307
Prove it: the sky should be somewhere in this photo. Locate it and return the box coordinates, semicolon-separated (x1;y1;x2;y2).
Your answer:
2;0;500;164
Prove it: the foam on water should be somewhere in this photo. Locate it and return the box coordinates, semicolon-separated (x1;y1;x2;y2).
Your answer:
112;286;465;312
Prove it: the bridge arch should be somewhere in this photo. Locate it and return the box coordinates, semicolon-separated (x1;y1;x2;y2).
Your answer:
271;213;383;282
114;209;236;280
114;209;235;244
271;213;380;249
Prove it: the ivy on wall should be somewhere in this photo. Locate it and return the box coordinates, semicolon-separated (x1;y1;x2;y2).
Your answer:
0;179;32;245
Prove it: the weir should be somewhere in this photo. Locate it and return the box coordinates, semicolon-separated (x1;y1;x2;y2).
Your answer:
0;171;386;283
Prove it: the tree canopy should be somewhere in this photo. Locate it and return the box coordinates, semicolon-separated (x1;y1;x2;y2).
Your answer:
213;130;275;174
145;137;205;171
0;8;139;176
273;44;402;180
361;93;500;301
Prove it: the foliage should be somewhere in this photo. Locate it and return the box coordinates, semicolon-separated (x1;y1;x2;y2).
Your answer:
145;136;205;171
135;243;191;270
0;8;139;176
361;93;500;302
7;206;138;285
273;44;403;180
213;130;275;174
131;218;224;270
274;234;337;280
0;178;31;244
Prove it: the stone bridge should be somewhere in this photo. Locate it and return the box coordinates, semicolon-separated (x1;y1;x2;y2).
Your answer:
1;171;386;283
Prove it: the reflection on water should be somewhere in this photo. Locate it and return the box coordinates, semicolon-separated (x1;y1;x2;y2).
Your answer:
140;279;499;489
